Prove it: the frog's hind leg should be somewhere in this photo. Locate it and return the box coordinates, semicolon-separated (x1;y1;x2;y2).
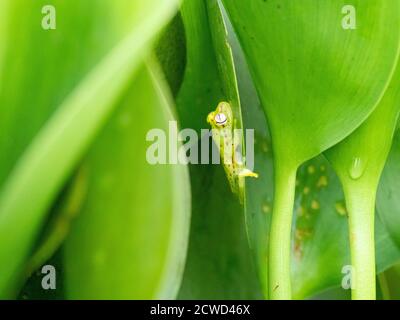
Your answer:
238;168;259;178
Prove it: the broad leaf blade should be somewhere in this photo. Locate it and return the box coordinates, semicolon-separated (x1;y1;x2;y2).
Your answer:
222;0;400;164
64;61;191;299
0;0;179;297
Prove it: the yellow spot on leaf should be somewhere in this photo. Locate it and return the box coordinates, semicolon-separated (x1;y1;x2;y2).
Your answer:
311;200;320;210
307;165;316;174
317;175;328;188
262;203;271;214
262;142;269;153
335;201;348;216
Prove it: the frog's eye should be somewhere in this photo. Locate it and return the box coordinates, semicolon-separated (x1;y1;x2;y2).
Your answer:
215;113;228;126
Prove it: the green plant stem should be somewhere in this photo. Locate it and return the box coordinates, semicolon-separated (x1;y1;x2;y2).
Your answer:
269;163;297;300
345;184;376;300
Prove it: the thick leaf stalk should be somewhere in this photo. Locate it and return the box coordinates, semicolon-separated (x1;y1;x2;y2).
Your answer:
269;163;297;299
344;183;376;300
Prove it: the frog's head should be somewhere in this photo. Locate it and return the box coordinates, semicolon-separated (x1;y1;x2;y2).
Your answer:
207;102;233;128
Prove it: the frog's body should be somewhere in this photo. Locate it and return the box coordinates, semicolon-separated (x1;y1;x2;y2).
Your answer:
207;102;258;202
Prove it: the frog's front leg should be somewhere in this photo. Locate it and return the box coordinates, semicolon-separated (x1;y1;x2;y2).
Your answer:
232;125;258;179
238;168;259;178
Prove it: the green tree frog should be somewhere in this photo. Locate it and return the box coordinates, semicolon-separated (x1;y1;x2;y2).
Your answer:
207;101;258;202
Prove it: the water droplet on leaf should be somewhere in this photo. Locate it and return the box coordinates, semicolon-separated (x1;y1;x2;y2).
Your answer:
348;157;366;180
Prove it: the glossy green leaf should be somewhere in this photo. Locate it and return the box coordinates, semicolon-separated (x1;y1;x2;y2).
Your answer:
324;63;400;299
222;0;400;164
247;145;400;299
238;72;400;299
243;79;400;299
222;0;400;299
64;60;190;299
0;0;179;297
215;1;400;299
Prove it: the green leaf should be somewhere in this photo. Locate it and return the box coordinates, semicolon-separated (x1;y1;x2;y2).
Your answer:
19;250;66;300
246;147;400;299
24;168;88;280
222;0;400;299
176;0;224;133
242;75;400;300
291;156;400;299
324;63;400;299
378;263;400;300
176;0;262;299
242;100;400;299
222;0;400;164
207;0;273;296
0;0;179;297
217;2;400;299
64;60;191;299
378;131;400;248
206;0;243;129
156;13;187;97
